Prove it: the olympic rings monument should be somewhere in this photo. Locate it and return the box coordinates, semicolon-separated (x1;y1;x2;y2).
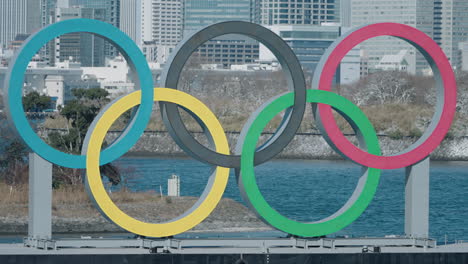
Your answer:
1;18;467;263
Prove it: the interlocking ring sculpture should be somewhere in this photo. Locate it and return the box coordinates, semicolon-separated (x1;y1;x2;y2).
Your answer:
4;19;457;238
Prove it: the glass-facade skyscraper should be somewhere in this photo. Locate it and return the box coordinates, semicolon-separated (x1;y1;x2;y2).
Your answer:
183;0;252;36
50;7;107;67
258;0;340;26
68;0;120;27
183;0;259;68
68;0;120;58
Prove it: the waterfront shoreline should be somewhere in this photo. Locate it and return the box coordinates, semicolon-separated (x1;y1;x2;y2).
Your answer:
113;132;468;161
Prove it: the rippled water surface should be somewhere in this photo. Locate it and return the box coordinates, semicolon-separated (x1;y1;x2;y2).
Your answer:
110;158;468;242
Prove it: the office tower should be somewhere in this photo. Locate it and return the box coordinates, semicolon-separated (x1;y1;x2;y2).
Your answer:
340;0;351;27
251;0;261;24
119;0;142;44
68;0;120;58
120;0;182;63
261;24;341;79
258;0;340;26
51;7;106;66
0;0;41;49
351;0;435;74
41;0;57;27
68;0;120;27
440;0;468;70
183;0;252;35
38;0;57;63
153;0;183;46
182;0;258;68
119;0;153;46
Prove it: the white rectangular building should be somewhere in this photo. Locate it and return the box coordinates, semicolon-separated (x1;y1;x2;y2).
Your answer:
168;174;180;197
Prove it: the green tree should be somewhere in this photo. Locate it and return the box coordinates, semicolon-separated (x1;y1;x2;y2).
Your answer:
49;88;110;153
22;91;52;112
48;88;120;186
0;140;28;185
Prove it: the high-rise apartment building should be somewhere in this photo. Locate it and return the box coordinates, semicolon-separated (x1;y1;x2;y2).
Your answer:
0;0;41;48
351;0;435;74
153;0;183;46
258;0;340;26
260;24;341;82
119;0;153;46
120;0;182;63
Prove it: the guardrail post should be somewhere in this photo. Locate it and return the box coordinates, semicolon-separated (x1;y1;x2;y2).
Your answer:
405;157;429;238
28;153;52;240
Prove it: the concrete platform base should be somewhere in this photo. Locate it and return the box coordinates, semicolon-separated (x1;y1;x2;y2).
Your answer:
2;252;468;264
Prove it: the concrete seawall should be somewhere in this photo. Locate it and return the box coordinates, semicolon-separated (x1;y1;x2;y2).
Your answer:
105;131;468;161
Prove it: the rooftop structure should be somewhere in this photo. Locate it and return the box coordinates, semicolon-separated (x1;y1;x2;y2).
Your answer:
375;50;410;72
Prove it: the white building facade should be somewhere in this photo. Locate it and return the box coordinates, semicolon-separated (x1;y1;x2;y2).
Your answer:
119;0;153;46
152;0;183;47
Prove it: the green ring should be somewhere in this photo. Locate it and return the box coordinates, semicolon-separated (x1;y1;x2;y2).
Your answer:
239;90;381;237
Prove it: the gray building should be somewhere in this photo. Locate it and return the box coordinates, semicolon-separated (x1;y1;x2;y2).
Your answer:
119;0;142;45
40;0;57;27
194;36;259;68
340;0;351;27
183;0;259;68
183;0;252;35
153;0;183;46
38;0;57;64
258;0;340;26
351;0;436;74
439;0;468;70
68;0;120;27
119;0;153;46
261;25;341;81
51;7;107;67
68;0;120;58
0;0;41;48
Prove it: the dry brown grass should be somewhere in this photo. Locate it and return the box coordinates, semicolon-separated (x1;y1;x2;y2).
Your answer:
42;115;70;129
0;183;163;209
0;183;28;205
0;182;266;231
42;100;467;138
361;104;434;134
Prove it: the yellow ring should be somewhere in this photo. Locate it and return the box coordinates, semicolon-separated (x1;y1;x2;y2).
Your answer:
85;88;230;237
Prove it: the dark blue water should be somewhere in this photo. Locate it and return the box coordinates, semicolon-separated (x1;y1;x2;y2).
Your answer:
110;157;468;243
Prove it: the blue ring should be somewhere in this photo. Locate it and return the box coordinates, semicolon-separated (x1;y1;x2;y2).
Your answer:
3;19;154;168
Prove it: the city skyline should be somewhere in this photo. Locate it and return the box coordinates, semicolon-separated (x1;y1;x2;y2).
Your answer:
0;1;467;74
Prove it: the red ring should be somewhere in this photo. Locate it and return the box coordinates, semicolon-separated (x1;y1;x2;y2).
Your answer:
316;23;457;169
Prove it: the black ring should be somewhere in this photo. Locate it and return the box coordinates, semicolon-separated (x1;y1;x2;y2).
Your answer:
160;21;306;168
